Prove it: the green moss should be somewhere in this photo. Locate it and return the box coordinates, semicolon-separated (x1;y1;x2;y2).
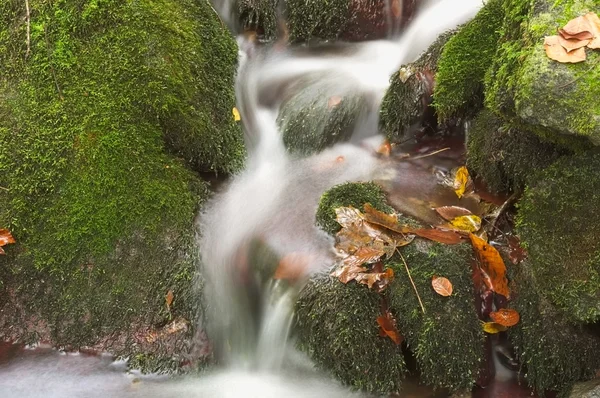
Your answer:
380;32;452;142
509;263;600;397
315;182;395;235
516;150;600;322
433;0;504;121
295;276;406;393
388;242;484;392
239;0;280;40
278;90;368;155
467;109;568;193
286;0;350;42
485;0;600;145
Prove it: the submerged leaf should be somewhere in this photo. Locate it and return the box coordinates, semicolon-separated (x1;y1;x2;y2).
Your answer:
328;96;342;109
377;311;403;345
434;206;473;221
431;276;453;296
482;322;508;334
469;233;510;299
275;252;314;281
490;308;520;327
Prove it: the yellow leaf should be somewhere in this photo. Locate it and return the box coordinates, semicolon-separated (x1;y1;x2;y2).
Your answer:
482;321;508;334
450;215;482;232
453;166;470;198
232;107;241;121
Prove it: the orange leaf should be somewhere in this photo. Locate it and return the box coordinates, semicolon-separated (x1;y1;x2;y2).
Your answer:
275;252;314;281
391;0;402;18
377;139;392;157
328;96;342;109
377;311;403;345
356;267;394;290
559;15;594;40
335;206;365;229
165;290;174;309
0;229;15;255
469;233;510;299
331;264;368;284
482;321;508;334
557;35;591;52
434;206;473;221
409;228;463;244
342;246;385;267
544;35;586;63
431;275;453;296
584;12;600;49
490;308;520;327
363;203;405;234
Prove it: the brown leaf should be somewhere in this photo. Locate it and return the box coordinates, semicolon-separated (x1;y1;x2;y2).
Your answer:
165;290;174;310
557;34;591;52
335;206;364;229
409;228;463;244
377;139;392;157
377;311;403;345
391;0;402;18
450;215;482;233
356;267;394;290
0;229;15;255
559;15;594;40
274;252;314;281
363;203;405;234
584;12;600;49
544;35;586;63
434;206;473;221
469;233;510;299
507;235;527;264
490;308;520;327
431;276;453;296
342;246;385;267
331;264;368;284
482;321;508;334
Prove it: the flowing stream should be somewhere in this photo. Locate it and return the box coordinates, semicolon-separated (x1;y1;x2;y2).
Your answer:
0;1;485;396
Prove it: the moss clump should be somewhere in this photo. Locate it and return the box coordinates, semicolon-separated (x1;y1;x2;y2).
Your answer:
509;263;600;397
433;0;504;120
484;0;600;146
285;0;350;42
315;182;395;235
278;90;369;155
295;276;406;393
516;151;600;322
388;242;484;392
380;32;452;142
239;0;280;40
467;110;568;193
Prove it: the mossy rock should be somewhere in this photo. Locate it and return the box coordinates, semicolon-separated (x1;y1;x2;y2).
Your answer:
485;0;600;147
238;0;280;40
278;89;369;156
433;0;504;121
379;32;452;143
295;276;406;394
315;181;395;236
388;241;484;392
467;109;568;193
516;150;600;322
0;0;237;368
508;263;600;397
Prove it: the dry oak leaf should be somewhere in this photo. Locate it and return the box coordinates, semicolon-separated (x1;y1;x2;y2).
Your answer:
431;275;453;297
453;166;471;199
559;15;594;40
482;321;508;334
0;229;16;255
545;35;586;63
470;233;510;299
490;308;520;327
434;206;473;221
584;12;600;49
377;310;403;345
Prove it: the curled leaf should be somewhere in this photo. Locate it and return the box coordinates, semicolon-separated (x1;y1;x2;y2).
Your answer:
335;206;365;229
544;35;586;63
469;233;510;299
482;321;508;334
434;206;473;221
450;215;482;232
431;276;453;296
377;311;403;345
584;12;600;49
559;15;594;40
490;308;520;327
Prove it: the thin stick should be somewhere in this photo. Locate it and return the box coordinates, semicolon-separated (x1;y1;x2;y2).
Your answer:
409;147;451;160
44;27;63;99
0;186;8;191
25;0;31;59
397;249;425;314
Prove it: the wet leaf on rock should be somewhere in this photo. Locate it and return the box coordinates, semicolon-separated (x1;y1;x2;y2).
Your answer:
470;233;510;299
434;205;473;221
363;203;404;234
453;166;471;199
559;15;594;40
431;276;453;297
377;310;403;345
232;107;241;121
557;35;591;52
585;12;600;49
490;308;520;327
544;35;586;63
0;229;16;255
342;246;386;267
409;228;463;244
482;321;508;334
335;206;365;229
507;235;527;264
332;264;368;284
450;215;482;232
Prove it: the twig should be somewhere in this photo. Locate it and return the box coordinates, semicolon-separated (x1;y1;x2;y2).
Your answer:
486;192;519;234
409;147;451;160
25;0;31;59
43;27;63;99
0;186;9;191
557;57;600;89
397;249;425;314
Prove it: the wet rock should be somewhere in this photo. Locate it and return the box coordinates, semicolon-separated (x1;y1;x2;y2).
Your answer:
485;0;600;147
569;378;600;398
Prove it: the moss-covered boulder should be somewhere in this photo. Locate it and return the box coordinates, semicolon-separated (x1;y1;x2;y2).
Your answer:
467;110;568;193
238;0;280;40
509;263;600;397
516;151;600;322
485;0;600;146
295;276;406;393
388;241;484;392
0;0;241;368
379;32;452;143
432;0;504;120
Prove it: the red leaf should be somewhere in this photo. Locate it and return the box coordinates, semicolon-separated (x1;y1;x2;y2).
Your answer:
469;233;510;299
377;311;403;345
434;206;473;221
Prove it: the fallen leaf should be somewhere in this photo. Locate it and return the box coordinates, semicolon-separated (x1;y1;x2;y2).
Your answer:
453;166;470;199
0;229;16;255
335;206;365;229
331;264;368;284
490;308;520;327
342;246;385;267
431;276;453;296
363;204;404;234
232;107;241;121
328;96;342;109
544;35;586;63
584;12;600;49
434;206;473;221
165;290;174;310
450;215;482;233
275;252;314;281
377;310;403;345
377;139;392;157
409;228;463;244
335;225;376;256
557;34;591;52
559;15;594;40
469;233;510;299
146;317;189;343
482;321;508;334
356;267;394;290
